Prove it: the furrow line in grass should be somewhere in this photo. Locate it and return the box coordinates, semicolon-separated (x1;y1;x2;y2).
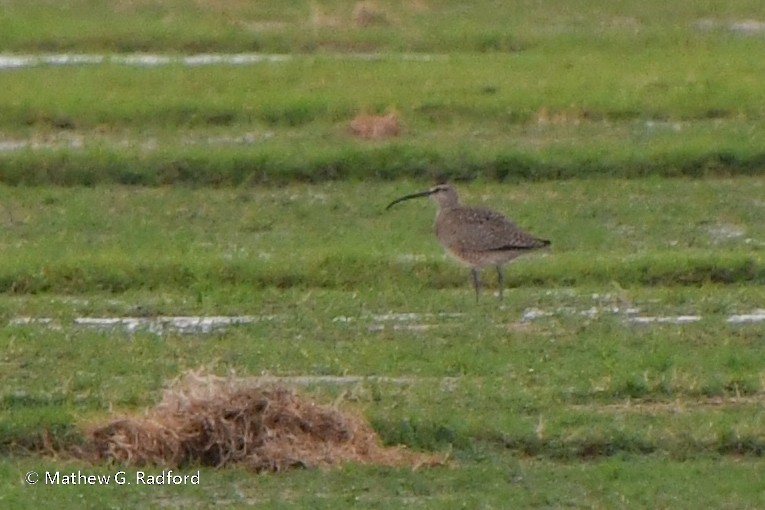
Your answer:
0;252;763;293
568;394;765;414
3;147;765;185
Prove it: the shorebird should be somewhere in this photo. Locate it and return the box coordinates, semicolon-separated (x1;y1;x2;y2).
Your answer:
386;184;550;300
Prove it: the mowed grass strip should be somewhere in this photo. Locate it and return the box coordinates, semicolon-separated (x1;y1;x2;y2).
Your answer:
2;0;765;53
4;138;765;186
4;50;765;131
1;179;763;293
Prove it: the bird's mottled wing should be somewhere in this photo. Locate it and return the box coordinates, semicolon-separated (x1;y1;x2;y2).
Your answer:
437;207;548;252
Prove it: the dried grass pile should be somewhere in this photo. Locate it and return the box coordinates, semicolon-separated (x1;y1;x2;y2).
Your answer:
81;371;437;471
349;112;402;140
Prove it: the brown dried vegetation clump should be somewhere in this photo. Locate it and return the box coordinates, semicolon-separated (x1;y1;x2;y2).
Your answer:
349;112;402;140
80;371;438;472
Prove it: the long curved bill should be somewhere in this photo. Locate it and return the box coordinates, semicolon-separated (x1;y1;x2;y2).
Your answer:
385;189;433;210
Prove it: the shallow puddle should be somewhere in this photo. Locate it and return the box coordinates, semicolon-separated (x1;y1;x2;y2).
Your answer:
0;52;444;70
0;53;290;69
519;303;765;325
8;307;765;337
9;315;277;334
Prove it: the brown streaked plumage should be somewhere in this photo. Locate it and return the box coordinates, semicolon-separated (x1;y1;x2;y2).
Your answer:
386;184;550;300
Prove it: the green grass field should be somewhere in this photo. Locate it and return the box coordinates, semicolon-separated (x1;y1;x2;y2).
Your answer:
2;1;765;184
2;180;765;508
2;1;765;508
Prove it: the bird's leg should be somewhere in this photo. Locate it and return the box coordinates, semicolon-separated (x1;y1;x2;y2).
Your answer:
496;265;504;301
471;268;480;302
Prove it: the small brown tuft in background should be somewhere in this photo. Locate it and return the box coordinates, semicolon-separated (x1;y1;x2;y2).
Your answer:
352;1;389;27
349;111;402;140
